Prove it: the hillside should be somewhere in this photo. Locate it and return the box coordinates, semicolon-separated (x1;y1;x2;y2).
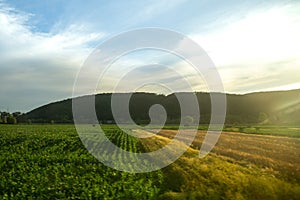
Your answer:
25;89;300;125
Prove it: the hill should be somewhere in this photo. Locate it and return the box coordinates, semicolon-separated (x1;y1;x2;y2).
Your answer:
25;89;300;125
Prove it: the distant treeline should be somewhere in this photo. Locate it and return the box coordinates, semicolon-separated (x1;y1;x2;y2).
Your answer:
0;112;23;124
22;90;300;125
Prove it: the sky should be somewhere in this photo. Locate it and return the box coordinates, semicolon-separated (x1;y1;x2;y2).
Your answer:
0;0;300;112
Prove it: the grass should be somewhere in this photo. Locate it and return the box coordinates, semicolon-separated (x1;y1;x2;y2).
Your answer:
223;125;300;138
158;129;300;182
1;124;299;199
140;132;300;199
162;124;300;138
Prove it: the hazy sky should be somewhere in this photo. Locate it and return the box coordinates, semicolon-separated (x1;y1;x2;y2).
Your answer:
1;0;300;112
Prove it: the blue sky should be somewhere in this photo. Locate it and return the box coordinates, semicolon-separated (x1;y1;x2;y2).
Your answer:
0;0;300;112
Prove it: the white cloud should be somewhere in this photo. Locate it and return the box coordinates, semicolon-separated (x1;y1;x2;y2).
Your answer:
0;6;104;62
194;6;300;66
190;4;300;92
0;2;105;111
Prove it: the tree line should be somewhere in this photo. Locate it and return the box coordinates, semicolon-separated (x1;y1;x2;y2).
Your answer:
0;111;30;124
4;89;300;125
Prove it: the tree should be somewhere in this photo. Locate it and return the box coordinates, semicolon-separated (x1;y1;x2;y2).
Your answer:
2;116;7;124
0;112;9;124
7;115;17;124
12;112;21;118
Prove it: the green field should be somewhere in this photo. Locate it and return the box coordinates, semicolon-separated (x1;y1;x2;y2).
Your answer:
1;124;299;199
0;125;163;199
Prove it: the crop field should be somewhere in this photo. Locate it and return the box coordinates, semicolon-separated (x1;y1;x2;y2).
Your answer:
1;124;300;199
157;129;300;181
0;125;163;199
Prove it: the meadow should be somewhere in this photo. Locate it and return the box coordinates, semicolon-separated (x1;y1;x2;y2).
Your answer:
0;124;299;199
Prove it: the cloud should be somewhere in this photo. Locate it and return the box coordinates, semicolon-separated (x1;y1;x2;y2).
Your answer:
0;2;105;112
189;3;300;92
0;3;104;60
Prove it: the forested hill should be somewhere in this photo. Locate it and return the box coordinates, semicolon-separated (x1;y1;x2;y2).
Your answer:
25;89;300;125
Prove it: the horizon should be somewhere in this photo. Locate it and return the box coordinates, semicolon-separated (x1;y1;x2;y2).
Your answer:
1;0;300;112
